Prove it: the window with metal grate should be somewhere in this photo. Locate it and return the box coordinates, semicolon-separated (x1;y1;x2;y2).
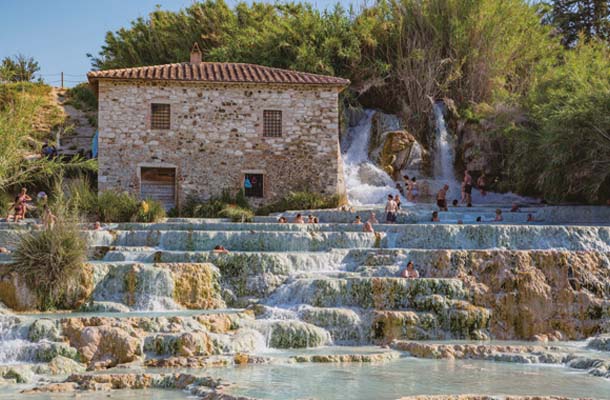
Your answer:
151;103;171;130
244;174;264;197
263;110;282;137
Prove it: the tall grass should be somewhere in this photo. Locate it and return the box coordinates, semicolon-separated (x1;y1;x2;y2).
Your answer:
11;220;88;310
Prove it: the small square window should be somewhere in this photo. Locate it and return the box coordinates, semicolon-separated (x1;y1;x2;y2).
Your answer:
263;110;282;137
244;174;264;197
151;103;170;130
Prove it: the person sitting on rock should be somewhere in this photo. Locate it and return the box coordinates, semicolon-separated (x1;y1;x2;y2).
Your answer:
213;245;229;254
293;214;305;224
431;211;440;222
363;221;374;233
401;261;419;279
353;215;362;224
495;209;503;222
437;185;449;211
367;212;379;224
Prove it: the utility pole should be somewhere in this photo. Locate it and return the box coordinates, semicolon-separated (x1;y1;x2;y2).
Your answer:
61;72;64;89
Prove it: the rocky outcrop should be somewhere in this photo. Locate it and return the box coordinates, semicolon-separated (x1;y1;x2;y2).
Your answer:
163;263;225;309
291;351;399;363
423;250;610;339
62;318;142;369
0;264;94;311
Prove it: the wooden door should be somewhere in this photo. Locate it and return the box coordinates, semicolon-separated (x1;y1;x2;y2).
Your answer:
140;167;176;210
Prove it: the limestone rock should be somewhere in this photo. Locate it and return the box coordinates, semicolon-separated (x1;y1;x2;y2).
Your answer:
588;335;610;351
62;318;142;369
255;320;331;349
78;301;130;313
28;318;61;342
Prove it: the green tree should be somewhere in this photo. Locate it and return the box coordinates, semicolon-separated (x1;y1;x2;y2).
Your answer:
547;0;610;47
0;54;40;82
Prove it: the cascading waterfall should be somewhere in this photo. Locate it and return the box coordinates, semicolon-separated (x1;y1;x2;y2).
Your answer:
341;110;403;206
432;101;537;205
433;102;454;186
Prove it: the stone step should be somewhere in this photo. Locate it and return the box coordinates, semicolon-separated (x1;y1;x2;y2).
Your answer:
97;230;379;252
83;224;610;251
267;277;469;309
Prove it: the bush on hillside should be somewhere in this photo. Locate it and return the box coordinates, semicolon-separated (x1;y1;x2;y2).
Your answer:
97;191;139;223
11;221;88;310
65;83;97;111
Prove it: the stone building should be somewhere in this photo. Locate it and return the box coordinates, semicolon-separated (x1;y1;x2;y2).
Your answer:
88;44;349;209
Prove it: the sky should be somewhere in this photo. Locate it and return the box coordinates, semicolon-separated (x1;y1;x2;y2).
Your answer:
0;0;348;87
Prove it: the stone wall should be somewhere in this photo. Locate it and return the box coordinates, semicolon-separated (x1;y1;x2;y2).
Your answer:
97;80;345;207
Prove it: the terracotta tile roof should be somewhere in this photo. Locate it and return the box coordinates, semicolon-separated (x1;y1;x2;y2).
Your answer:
87;62;350;87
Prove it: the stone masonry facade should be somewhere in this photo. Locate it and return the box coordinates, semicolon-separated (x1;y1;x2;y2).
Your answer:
96;79;346;208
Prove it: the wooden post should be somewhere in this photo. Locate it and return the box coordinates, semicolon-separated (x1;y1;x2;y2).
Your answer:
61;72;64;88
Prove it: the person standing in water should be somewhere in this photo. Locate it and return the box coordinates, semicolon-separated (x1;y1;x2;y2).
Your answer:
410;177;419;202
477;173;487;196
436;184;449;211
464;171;473;204
385;194;397;224
463;171;473;206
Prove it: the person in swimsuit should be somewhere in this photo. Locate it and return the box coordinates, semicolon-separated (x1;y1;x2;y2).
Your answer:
362;221;374;233
495;209;503;222
353;215;362;224
367;212;379;224
7;196;24;222
385;194;397;224
401;261;419;278
410;177;419;202
477;174;487;196
404;175;412;201
431;211;440;222
293;214;305;224
463;171;473;206
17;188;31;219
436;184;449;211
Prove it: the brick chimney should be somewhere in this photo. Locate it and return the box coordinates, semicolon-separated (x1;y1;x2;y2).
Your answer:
190;42;202;63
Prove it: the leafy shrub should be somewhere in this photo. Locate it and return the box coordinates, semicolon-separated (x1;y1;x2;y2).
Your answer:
0;191;12;216
11;221;87;310
64;175;98;218
65;83;97;111
178;189;251;218
97;191;139;222
257;191;343;215
135;199;166;222
218;204;254;222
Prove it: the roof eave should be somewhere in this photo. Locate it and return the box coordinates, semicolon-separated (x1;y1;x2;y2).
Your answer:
87;76;350;90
